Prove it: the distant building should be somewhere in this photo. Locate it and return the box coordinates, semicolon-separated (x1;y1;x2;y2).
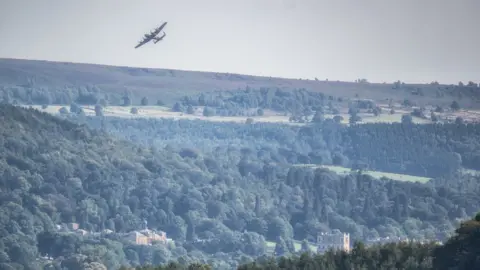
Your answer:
140;229;167;242
123;229;169;245
316;230;350;253
125;231;149;245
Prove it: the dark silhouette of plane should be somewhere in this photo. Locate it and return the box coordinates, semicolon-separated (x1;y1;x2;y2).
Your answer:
135;22;168;49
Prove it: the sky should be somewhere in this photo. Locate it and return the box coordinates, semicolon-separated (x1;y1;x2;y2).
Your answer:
0;0;479;84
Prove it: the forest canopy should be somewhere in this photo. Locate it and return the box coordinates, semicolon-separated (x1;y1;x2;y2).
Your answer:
133;212;480;270
0;103;479;269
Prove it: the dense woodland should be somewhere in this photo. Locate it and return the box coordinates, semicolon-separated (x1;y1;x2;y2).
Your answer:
135;212;480;270
72;114;480;175
173;88;343;117
0;103;479;269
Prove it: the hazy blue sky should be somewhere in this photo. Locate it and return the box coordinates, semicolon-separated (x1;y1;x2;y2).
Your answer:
1;0;479;84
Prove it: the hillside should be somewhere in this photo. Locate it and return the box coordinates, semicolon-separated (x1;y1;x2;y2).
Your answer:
61;112;480;177
2;104;480;269
1;58;478;109
137;213;480;270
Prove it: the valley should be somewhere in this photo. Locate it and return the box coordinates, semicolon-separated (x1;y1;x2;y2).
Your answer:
0;59;479;270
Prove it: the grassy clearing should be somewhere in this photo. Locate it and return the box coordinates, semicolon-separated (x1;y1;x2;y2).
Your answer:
359;113;432;124
460;168;480;176
25;102;480;127
29;104;442;126
293;164;432;183
26;105;304;125
265;241;276;253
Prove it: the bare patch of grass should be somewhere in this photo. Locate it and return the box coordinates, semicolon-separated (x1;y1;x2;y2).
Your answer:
28;105;303;125
294;164;431;183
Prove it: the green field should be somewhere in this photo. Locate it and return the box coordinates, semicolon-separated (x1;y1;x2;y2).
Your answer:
358;113;432;124
324;112;433;125
26;105;304;125
26;104;441;126
460;168;480;176
293;164;432;183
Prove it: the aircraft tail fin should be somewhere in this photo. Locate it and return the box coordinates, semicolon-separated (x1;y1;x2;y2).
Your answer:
153;32;166;44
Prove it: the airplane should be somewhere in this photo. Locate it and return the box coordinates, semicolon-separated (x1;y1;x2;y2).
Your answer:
135;22;168;49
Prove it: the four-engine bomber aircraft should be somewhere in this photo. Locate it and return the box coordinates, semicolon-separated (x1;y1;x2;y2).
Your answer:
135;22;168;49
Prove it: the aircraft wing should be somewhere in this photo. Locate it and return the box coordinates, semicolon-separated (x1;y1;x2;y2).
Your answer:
154;22;168;35
135;37;152;49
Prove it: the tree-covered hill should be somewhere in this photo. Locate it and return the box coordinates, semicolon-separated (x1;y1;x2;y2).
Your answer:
1;58;478;109
137;212;480;270
172;87;478;125
75;114;480;176
1;104;480;269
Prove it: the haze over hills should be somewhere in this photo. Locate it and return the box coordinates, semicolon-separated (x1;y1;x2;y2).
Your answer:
1;102;480;269
1;99;480;269
1;58;478;109
2;0;480;268
1;57;480;269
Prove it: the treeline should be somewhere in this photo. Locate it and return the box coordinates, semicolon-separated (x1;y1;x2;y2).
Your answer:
2;71;480;111
133;213;480;270
170;86;477;123
172;87;343;118
3;82;475;126
1;84;344;114
0;84;164;107
1;104;479;269
72;114;480;176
